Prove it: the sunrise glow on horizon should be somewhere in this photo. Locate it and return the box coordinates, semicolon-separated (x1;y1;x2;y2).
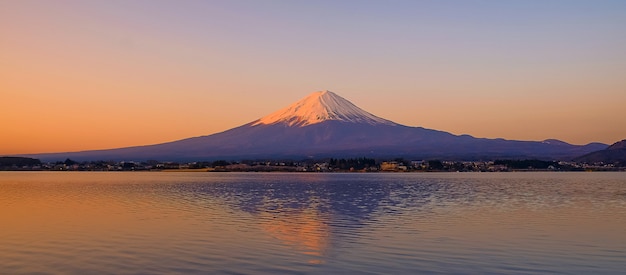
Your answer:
2;0;625;154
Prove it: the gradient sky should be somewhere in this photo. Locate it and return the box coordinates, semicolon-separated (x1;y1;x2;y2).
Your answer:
2;0;625;154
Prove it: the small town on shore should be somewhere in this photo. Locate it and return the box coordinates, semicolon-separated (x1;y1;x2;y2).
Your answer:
1;156;624;172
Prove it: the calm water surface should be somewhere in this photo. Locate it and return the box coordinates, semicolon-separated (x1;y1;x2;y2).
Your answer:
1;172;625;274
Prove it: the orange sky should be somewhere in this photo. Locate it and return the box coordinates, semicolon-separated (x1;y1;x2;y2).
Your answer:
2;1;625;154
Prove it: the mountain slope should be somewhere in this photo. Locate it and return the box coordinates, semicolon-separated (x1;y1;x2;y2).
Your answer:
21;91;607;161
574;140;626;164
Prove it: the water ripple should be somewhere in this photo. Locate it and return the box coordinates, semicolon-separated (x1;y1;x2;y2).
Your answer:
1;172;625;274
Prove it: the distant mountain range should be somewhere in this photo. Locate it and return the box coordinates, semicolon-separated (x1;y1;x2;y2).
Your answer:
20;91;608;162
574;140;626;164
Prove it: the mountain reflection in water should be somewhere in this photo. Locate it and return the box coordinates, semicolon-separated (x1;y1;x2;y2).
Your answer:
172;173;398;264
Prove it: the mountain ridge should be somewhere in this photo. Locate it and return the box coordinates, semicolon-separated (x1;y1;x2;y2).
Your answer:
573;139;626;165
16;91;608;161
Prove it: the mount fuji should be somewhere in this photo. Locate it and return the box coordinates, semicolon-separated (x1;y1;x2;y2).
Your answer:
24;90;606;161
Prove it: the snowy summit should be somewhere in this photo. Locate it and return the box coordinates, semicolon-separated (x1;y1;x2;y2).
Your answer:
252;90;397;127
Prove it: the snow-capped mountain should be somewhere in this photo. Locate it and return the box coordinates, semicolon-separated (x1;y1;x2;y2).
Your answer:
252;90;396;127
22;91;607;161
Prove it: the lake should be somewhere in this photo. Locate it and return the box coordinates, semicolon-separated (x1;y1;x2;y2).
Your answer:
1;172;625;274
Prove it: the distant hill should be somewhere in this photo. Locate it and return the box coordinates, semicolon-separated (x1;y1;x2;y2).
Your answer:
0;156;41;169
19;91;607;162
574;139;626;165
